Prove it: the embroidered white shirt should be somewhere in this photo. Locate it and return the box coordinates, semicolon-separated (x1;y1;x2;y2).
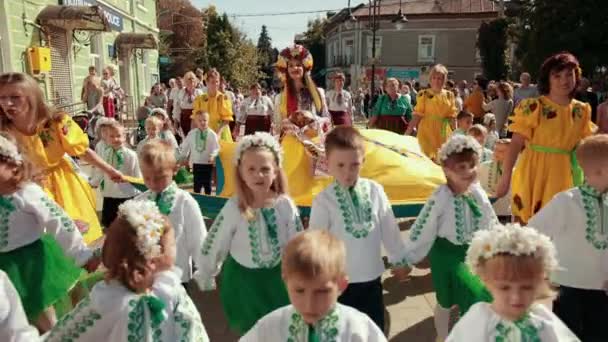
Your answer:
403;183;498;266
100;146;142;199
0;183;92;266
194;196;303;290
0;270;39;342
179;128;220;165
478;160;511;217
447;302;579;342
240;303;387;342
529;187;608;290
484;131;499;150
174;88;204;121
325;89;354;114
135;183;207;282
238;96;274;123
309;178;409;283
45;269;209;342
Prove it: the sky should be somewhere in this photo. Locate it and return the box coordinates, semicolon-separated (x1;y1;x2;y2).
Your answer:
193;0;352;48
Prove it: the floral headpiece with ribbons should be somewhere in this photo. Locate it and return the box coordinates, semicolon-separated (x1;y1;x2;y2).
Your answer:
0;135;22;164
437;134;482;164
118;200;166;260
234;132;283;165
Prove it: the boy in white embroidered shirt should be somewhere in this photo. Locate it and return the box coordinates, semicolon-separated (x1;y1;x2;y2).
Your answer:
179;112;220;195
309;126;409;332
98;120;142;228
241;230;387;341
134;140;207;288
528;134;608;341
478;138;512;222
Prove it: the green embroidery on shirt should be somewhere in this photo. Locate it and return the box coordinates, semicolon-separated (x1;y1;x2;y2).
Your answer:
454;195;481;244
201;214;224;256
40;196;76;233
174;290;208;341
495;314;542;342
46;297;101;341
248;208;281;268
149;183;177;216
580;183;608;250
287;308;339;342
0;196;15;248
333;181;373;239
409;199;435;242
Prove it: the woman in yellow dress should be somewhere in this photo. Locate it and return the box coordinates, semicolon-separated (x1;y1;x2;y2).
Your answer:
192;68;234;141
405;64;457;161
495;53;595;223
0;73;123;244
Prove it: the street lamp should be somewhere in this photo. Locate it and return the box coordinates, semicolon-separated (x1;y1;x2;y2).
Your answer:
392;0;408;31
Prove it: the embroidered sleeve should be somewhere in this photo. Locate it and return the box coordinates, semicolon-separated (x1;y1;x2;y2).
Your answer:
173;289;210;341
309;195;331;231
57;114;90;157
403;190;442;265
45;296;102;341
474;185;499;231
184;196;208;277
374;184;409;267
508;97;541;140
28;185;92;266
193;201;236;291
178;132;193;163
528;192;567;239
283;197;304;240
0;272;39;341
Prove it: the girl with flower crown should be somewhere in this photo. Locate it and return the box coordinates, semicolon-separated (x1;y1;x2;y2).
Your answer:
0;135;98;333
194;132;304;335
402;134;497;341
495;52;595;224
447;224;579;341
46;200;209;341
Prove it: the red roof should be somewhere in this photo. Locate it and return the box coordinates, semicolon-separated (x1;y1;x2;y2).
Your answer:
352;0;499;17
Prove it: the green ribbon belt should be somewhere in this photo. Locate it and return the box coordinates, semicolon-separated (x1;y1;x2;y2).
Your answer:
528;144;584;186
308;325;319;342
428;115;451;138
462;195;483;218
141;295;166;326
0;196;15;211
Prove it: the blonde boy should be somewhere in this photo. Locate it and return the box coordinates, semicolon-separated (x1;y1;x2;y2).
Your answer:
134;140;207;287
241;230;387;341
468;124;493;162
529;134;608;341
454;110;474;135
179;112;219;194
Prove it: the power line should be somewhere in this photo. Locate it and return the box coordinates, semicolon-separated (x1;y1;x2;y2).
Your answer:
229;9;342;17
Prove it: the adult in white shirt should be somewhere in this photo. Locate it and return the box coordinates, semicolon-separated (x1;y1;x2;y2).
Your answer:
325;72;353;126
237;83;274;135
173;71;203;135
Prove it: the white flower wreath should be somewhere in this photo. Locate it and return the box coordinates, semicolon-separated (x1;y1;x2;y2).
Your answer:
0;135;22;163
234;132;283;165
437;134;482;163
466;223;559;276
118;200;166;260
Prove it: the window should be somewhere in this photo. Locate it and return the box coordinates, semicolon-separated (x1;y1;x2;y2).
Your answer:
366;36;382;62
343;39;354;65
89;34;103;73
418;35;435;63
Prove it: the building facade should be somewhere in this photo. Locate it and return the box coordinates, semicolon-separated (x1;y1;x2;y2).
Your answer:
324;0;499;90
0;0;159;112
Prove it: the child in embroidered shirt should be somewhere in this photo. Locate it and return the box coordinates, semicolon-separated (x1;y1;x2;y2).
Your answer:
150;108;178;149
468;124;494;163
0;135;98;333
0;270;40;341
194;132;303;335
479;138;512;222
309;126;410;332
179;112;220;195
482;113;499;150
136;115;163;154
447;224;579;342
453;110;474;135
402;134;497;341
98;121;141;228
241;229;387;341
528;134;608;341
134;140;207;289
46;200;209;341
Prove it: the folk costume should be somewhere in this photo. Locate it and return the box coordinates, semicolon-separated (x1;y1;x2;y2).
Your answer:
413;89;458;160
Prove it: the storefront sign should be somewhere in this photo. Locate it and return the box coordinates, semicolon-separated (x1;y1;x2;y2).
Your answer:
60;0;124;31
386;68;420;81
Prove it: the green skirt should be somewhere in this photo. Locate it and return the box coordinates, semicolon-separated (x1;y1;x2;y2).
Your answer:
220;255;289;334
0;235;83;320
428;237;492;315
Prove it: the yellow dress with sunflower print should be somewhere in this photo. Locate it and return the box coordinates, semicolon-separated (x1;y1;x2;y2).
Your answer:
413;89;457;160
509;96;594;223
192;92;234;141
15;114;102;244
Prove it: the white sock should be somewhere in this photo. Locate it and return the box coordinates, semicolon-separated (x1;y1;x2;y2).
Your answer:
434;305;451;341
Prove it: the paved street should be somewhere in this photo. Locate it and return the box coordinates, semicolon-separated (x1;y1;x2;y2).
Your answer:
188;219;440;342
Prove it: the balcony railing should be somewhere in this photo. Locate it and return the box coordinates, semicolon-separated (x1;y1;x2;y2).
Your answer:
330;55;354;67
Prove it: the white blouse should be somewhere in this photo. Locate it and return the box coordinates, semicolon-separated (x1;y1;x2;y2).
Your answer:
478;160;511;217
403;183;498;266
179;128;220;165
135;183;207;282
99;146;142;198
447;302;579;342
529;185;608;290
174;88;204;121
45;269;209;342
309;178;409;283
241;303;387;342
0;271;39;342
0;183;92;266
193;195;303;290
325;89;354;113
238;96;274;123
